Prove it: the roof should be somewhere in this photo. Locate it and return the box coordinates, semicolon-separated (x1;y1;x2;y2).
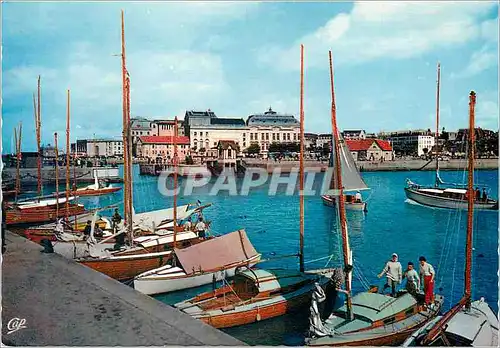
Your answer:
346;139;392;152
211;118;246;126
174;230;259;275
138;136;190;145
218;140;238;150
246;107;299;126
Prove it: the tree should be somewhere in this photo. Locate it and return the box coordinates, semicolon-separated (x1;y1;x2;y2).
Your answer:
268;142;281;153
246;143;261;155
199;147;206;153
185;155;194;165
422;148;429;157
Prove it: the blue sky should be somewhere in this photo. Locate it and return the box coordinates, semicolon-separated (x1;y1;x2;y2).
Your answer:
2;1;498;152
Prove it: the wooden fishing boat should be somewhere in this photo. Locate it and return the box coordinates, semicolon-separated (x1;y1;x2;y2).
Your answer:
402;91;498;347
175;268;334;328
305;51;443;346
5;197;86;225
321;195;367;211
133;229;261;295
404;63;498;211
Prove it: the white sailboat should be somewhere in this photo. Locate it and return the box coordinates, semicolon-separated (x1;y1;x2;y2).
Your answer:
133;229;261;295
404;63;498;211
402;91;498;347
321;134;369;211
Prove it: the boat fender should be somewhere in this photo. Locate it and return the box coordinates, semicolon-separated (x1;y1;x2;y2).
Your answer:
256;313;261;321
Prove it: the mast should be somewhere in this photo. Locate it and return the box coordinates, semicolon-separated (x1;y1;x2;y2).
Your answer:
464;90;475;308
14;123;22;202
36;76;43;197
421;91;476;345
299;44;305;273
121;10;133;243
329;51;353;321
434;62;441;187
173;117;178;249
54;133;60;218
65;89;71;218
74;137;78;230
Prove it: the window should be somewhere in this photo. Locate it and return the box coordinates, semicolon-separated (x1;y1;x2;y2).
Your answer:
287;133;290;141
250;133;253;141
266;133;269;140
273;133;276;141
194;132;197;136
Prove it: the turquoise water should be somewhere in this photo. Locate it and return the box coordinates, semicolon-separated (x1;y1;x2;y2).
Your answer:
58;166;499;345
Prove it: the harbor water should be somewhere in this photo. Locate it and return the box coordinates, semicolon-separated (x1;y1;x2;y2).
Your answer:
45;165;499;345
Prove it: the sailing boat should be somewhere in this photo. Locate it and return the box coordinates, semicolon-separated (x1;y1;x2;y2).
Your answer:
402;91;498;347
305;52;443;347
5;77;86;225
174;45;334;329
405;63;498;211
60;169;122;197
321;133;369;211
68;11;211;281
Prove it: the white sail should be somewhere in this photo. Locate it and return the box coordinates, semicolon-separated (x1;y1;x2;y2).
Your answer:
329;131;369;193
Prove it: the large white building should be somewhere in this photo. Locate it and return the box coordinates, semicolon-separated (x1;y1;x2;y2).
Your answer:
86;139;123;157
184;108;300;157
381;130;435;157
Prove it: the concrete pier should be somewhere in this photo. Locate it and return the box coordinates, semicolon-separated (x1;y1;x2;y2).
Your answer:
1;231;244;346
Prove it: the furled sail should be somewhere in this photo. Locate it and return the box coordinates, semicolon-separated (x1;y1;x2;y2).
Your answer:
329;131;369;193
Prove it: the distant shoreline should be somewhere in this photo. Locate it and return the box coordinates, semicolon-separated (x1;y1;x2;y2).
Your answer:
243;158;499;173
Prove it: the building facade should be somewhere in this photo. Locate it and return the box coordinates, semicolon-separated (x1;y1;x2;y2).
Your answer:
380;130;435;157
86;139;123;157
346;139;393;161
136;136;190;162
246;108;300;156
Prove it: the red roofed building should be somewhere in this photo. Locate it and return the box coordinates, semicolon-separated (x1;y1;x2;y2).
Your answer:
137;136;191;162
346;139;393;161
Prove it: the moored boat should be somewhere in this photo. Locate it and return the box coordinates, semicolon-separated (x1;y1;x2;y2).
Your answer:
5;197;86;225
133;229;261;295
175;268;334;328
401;91;498;347
321;194;367;211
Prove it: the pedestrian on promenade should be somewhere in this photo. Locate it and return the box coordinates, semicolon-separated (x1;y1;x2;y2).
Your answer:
419;256;435;305
378;253;402;297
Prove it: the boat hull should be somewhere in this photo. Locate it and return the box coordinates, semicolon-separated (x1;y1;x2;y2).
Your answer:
177;269;333;329
72;186;122;197
77;252;172;281
405;188;498;210
5;203;86;225
133;255;261;295
321;195;366;211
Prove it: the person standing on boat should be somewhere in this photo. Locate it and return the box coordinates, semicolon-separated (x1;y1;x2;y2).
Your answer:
482;188;488;202
403;262;420;295
112;209;122;232
83;220;92;239
418;256;435;305
184;217;192;231
355;190;362;203
377;253;402;296
475;187;481;201
195;217;206;239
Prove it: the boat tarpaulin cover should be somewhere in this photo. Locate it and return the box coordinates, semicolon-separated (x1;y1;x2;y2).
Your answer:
174;229;259;274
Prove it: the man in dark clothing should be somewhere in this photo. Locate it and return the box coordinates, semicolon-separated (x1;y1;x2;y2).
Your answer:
83;220;92;237
475;187;481;201
112;209;122;232
482;188;488;202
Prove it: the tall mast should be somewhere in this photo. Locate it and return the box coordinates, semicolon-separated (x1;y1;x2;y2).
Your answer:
74;137;78;230
121;10;133;242
14;123;22;202
36;76;43;197
65;89;71;218
173;117;178;249
464;90;475;308
421;91;476;344
54;133;60;218
329;51;353;321
434;62;441;187
299;44;305;273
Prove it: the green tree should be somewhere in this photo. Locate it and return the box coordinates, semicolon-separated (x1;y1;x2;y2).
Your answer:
268;142;281;153
246;143;261;155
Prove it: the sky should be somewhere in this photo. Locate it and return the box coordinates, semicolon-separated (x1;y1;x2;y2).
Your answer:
2;1;499;153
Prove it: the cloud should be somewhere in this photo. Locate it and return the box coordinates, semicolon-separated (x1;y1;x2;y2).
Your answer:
451;44;498;79
476;91;499;129
259;1;497;70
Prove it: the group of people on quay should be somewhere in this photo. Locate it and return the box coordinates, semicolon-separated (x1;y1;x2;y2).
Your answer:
377;253;436;306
